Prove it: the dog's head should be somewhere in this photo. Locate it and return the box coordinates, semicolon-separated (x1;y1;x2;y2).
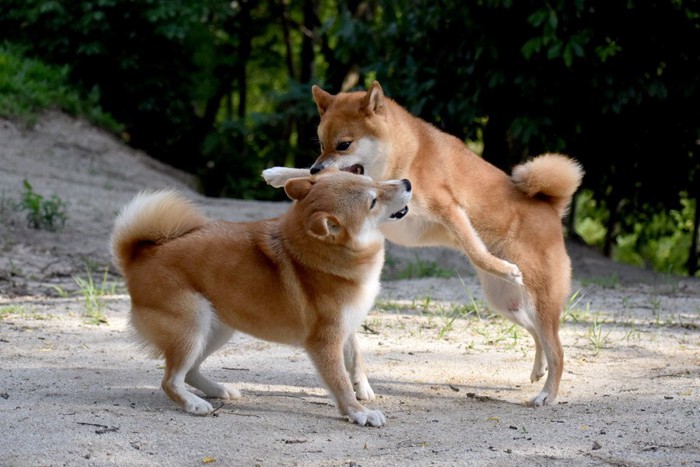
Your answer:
309;81;392;180
284;170;411;247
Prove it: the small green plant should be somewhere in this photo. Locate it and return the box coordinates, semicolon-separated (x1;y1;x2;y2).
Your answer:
50;284;70;298
73;267;116;325
20;179;67;231
457;275;486;319
562;289;587;323
588;313;610;355
0;304;25;319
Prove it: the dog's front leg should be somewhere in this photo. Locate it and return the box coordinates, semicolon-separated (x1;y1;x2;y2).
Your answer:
343;333;375;401
442;205;524;285
261;167;311;188
306;336;385;427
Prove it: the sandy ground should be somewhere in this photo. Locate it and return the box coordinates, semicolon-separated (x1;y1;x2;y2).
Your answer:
0;112;698;466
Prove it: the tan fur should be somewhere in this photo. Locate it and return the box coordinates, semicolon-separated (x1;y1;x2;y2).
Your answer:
110;171;412;426
263;81;584;406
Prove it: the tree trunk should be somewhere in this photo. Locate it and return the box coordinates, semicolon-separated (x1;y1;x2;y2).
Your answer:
603;190;620;258
687;187;699;276
236;0;256;119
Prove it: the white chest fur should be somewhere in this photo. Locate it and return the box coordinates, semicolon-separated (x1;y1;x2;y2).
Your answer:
341;259;382;335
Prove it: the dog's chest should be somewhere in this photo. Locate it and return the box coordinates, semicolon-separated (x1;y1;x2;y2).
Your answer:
340;264;382;334
380;209;454;248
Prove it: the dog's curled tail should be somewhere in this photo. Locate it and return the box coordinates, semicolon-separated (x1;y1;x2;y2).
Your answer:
110;190;208;273
512;153;584;218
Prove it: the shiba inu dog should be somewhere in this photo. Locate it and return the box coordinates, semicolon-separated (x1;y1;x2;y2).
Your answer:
110;170;412;426
263;81;583;406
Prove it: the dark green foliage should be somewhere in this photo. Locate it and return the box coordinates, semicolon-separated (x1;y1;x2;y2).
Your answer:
0;43;120;130
1;0;698;274
0;0;208;171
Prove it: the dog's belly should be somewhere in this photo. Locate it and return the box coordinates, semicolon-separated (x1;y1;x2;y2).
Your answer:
381;215;457;249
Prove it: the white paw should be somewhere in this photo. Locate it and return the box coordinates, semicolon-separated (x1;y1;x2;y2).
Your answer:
348;407;386;427
529;391;552;407
262;167;305;188
507;262;524;286
354;380;375;401
530;367;546;383
184;396;214;415
210;384;241;400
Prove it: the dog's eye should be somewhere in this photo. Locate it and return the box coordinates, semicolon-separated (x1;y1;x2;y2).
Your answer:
336;141;351;151
370;198;377;210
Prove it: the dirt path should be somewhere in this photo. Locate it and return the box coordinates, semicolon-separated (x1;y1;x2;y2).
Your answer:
1;112;698;466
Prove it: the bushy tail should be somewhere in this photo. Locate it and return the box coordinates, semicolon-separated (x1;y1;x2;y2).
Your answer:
511;153;584;218
110;190;207;273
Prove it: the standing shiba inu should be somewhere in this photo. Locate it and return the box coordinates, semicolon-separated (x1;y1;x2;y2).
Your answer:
110;170;412;426
263;81;583;406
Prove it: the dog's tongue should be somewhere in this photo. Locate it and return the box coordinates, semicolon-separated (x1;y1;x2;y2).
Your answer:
391;206;409;219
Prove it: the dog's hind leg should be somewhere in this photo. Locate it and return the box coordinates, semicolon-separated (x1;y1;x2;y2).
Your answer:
343;333;375;401
162;344;214;415
478;271;561;406
526;302;564;407
185;317;240;401
158;295;225;415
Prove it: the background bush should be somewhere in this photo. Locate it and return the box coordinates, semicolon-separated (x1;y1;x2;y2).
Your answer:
1;0;697;276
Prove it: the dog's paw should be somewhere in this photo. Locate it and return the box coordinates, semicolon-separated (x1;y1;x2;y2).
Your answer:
354;380;375;401
506;262;524;286
528;391;553;407
530;367;546;383
348;407;386;427
184;396;214;415
208;384;241;400
530;358;547;383
262;167;308;188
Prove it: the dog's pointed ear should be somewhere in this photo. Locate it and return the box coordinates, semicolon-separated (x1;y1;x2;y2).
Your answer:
284;177;314;201
361;81;385;116
312;85;334;117
308;212;341;240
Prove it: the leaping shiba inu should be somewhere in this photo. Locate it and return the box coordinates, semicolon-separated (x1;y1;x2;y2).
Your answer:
263;81;583;406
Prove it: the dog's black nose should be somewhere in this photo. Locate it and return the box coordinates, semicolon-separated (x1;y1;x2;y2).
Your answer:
402;179;412;191
310;166;321;175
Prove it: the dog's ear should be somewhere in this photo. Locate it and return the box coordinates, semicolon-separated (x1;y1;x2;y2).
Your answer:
284;177;314;201
308;212;341;240
361;81;385;116
312;85;334;117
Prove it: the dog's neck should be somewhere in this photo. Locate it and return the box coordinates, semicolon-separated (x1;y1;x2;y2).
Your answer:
373;100;429;180
275;220;385;283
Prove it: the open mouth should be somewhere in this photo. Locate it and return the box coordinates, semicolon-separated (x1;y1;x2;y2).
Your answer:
390;206;409;219
341;164;364;175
